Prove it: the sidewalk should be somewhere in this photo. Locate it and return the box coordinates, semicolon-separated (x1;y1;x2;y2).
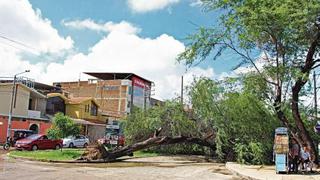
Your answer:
226;162;320;180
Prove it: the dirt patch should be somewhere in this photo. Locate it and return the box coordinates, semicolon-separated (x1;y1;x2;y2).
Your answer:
210;164;233;175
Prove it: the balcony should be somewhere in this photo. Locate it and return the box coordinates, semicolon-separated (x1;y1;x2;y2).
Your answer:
27;110;41;119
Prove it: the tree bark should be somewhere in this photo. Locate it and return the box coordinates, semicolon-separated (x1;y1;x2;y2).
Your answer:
81;134;216;161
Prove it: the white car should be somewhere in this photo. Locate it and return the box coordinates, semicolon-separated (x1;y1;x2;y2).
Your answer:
63;135;89;148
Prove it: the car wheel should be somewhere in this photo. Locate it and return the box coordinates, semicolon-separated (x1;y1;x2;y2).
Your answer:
69;143;74;148
3;143;10;150
55;144;61;150
32;145;38;151
83;143;88;148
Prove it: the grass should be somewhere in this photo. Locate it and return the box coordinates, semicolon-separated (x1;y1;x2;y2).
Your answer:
133;151;160;158
9;149;84;161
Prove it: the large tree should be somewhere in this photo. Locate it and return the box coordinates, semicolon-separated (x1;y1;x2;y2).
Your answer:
178;0;320;162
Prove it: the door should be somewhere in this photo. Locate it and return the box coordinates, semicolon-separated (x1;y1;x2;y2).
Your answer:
40;135;52;149
74;135;82;147
36;136;48;149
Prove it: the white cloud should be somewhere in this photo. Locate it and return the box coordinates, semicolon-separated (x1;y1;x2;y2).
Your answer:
190;0;203;7
0;0;73;54
0;0;214;100
2;21;214;100
127;0;180;13
234;54;268;75
62;19;141;34
36;29;214;100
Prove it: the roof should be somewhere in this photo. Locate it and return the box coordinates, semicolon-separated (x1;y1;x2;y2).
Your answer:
72;118;105;126
34;82;61;91
84;72;153;84
0;83;46;99
47;93;68;101
67;97;100;107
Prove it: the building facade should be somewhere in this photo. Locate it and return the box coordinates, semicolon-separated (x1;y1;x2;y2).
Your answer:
46;93;106;142
0;83;51;143
54;72;153;121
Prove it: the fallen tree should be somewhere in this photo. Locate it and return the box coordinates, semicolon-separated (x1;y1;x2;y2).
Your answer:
80;129;215;161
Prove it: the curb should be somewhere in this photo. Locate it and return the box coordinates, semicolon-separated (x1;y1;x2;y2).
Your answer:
8;154;79;163
225;162;259;180
8;153;130;163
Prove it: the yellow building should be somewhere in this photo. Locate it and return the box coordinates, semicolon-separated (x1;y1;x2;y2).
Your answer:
66;97;101;122
46;93;105;141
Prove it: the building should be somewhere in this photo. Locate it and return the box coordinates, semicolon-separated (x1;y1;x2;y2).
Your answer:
0;83;51;143
54;72;154;121
46;93;106;142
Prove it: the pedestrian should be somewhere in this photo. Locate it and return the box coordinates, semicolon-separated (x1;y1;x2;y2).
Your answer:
300;146;313;172
290;139;300;173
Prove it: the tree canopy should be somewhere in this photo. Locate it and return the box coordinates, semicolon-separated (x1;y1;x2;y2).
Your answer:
178;0;320;162
47;113;81;139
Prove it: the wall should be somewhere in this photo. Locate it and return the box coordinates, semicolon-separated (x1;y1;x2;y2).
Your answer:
0;84;30;117
36;98;47;116
0;115;52;143
65;104;81;119
65;100;100;121
58;80;130;118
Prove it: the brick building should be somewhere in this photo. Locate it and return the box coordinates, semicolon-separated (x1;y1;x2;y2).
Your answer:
54;72;154;122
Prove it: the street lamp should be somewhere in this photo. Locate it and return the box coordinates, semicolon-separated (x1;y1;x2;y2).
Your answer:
6;70;30;144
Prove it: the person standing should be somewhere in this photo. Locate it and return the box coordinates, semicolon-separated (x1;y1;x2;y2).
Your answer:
301;146;312;172
291;139;300;173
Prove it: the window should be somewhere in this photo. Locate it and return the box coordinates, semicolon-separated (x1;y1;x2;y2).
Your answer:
90;103;98;116
84;105;88;112
103;85;119;91
128;86;132;95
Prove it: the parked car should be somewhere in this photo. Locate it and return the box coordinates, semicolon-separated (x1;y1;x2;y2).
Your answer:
97;134;125;147
63;135;89;148
15;134;62;151
6;129;35;147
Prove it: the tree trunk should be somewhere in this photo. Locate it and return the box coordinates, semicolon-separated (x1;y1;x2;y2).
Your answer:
80;134;216;161
292;81;318;164
289;31;320;164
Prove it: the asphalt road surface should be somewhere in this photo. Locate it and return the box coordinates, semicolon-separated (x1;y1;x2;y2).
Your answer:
0;151;241;180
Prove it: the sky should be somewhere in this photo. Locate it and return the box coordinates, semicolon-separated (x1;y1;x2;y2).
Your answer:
0;0;242;100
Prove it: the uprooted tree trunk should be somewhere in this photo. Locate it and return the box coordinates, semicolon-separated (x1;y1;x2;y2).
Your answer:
80;131;216;161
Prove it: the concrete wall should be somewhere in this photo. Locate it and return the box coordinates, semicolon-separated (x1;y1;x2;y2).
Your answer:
36;98;47;116
0;84;30;117
87;125;105;142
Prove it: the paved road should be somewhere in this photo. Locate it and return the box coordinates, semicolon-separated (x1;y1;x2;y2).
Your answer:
0;151;240;180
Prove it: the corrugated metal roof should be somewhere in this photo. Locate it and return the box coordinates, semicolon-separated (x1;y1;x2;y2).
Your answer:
84;72;153;83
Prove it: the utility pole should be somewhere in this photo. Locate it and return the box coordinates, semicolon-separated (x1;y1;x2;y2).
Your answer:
314;71;318;119
181;76;183;105
6;70;30;144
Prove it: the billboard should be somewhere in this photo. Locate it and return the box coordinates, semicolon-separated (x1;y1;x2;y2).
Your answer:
132;76;151;109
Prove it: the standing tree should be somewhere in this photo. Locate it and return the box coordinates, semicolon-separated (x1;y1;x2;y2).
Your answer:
47;113;81;140
178;0;320;162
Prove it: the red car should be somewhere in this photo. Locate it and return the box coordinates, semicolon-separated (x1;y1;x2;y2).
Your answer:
15;134;62;151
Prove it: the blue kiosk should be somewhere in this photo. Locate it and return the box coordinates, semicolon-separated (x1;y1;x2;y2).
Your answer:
274;127;289;174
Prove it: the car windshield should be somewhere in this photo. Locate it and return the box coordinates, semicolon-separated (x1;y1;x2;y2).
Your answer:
65;136;73;139
25;134;41;140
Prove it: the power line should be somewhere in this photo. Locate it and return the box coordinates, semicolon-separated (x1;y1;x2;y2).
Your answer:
0;33;38;52
0;40;39;56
